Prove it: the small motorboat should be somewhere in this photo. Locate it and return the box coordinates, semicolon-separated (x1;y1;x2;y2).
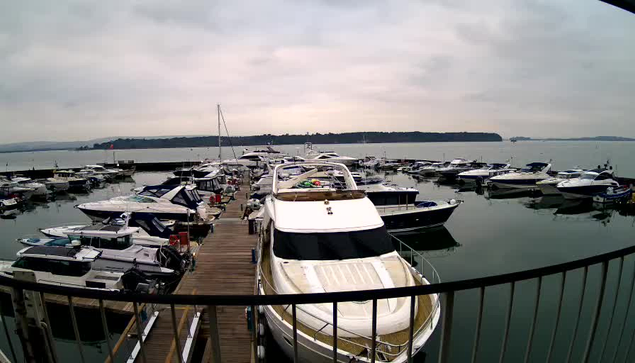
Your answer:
11;177;49;199
0;245;151;291
53;170;91;192
418;162;447;177
536;169;584;195
489;162;552;189
557;170;619;199
0;196;21;210
20;225;186;279
377;199;461;233
592;186;633;204
41;177;70;193
458;163;515;184
40;212;180;248
77;185;208;222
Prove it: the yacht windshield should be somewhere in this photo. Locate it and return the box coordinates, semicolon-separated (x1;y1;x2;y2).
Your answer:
273;226;395;260
581;174;596;180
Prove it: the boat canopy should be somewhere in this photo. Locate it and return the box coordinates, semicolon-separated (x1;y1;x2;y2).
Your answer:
522;162;549;172
139;185;202;209
126;212;174;239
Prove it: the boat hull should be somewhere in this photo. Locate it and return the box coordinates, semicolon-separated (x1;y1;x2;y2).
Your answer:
490;179;544;189
378;202;459;233
78;207;194;222
557;185;611;200
262;291;440;363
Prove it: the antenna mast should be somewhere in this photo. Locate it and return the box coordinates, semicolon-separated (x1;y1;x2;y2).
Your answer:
217;104;221;160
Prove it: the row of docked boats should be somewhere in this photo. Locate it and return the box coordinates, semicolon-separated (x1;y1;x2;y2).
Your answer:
390;158;631;203
0;164;135;212
1;212;195;292
0;163;244;293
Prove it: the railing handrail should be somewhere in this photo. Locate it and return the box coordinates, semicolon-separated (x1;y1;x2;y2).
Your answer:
3;242;635;305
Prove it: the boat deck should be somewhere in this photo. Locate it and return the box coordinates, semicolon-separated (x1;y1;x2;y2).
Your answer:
134;186;258;363
259;237;436;362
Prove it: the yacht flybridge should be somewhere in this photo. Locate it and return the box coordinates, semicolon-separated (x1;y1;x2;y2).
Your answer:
257;162;440;362
77;185;207;222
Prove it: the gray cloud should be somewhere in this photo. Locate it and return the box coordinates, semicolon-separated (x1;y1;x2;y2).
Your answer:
0;0;634;143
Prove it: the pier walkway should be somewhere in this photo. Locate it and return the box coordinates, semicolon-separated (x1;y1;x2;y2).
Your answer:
137;185;257;363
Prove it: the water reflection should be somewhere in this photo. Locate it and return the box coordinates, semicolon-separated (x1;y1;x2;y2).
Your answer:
393;227;460;252
485;188;541;200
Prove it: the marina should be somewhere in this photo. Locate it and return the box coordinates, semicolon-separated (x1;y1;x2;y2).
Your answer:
0;141;634;362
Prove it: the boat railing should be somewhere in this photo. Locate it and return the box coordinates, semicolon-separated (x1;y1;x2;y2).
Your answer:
4;241;635;362
256;260;438;358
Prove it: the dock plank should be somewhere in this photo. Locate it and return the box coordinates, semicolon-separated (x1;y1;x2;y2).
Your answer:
139;180;257;363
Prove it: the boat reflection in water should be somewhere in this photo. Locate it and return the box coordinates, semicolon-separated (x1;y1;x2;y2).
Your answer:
523;196;627;226
391;227;460;254
485;188;541;200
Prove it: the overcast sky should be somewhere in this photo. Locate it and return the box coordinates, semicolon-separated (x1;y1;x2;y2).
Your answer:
0;0;633;143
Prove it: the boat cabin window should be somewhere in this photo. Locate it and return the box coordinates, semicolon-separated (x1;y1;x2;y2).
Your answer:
79;236;132;250
239;155;260;160
595;173;612;181
12;257;91;277
273;226;395;260
522;164;546;172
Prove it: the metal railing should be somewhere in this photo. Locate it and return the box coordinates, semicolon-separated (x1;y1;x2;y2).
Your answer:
3;242;635;362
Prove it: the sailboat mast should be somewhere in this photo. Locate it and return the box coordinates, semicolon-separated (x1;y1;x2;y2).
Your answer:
217;104;221;160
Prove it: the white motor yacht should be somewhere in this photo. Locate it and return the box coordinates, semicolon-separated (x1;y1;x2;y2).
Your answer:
556;170;620;199
41;177;70;193
258;162;440;362
489;162;552;189
77;185;207;222
0;176;35;200
436;158;476;179
40;213;177;248
53;170;91;192
418;162;447;177
458;163;515;184
536;169;584;195
11;177;48;198
82;164;121;180
305;150;359;166
19;225;184;278
0;246;127;291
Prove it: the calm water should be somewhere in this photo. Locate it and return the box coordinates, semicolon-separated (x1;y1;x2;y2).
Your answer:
2;140;635;176
0;142;634;362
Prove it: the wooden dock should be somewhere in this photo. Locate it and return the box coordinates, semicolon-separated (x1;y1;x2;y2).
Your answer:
137;185;258;363
0;285;135;313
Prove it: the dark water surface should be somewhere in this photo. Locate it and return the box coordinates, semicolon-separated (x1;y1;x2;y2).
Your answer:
0;158;633;361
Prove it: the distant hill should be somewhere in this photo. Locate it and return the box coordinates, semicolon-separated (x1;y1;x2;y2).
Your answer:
90;132;503;150
542;136;635;141
0;138;116;153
